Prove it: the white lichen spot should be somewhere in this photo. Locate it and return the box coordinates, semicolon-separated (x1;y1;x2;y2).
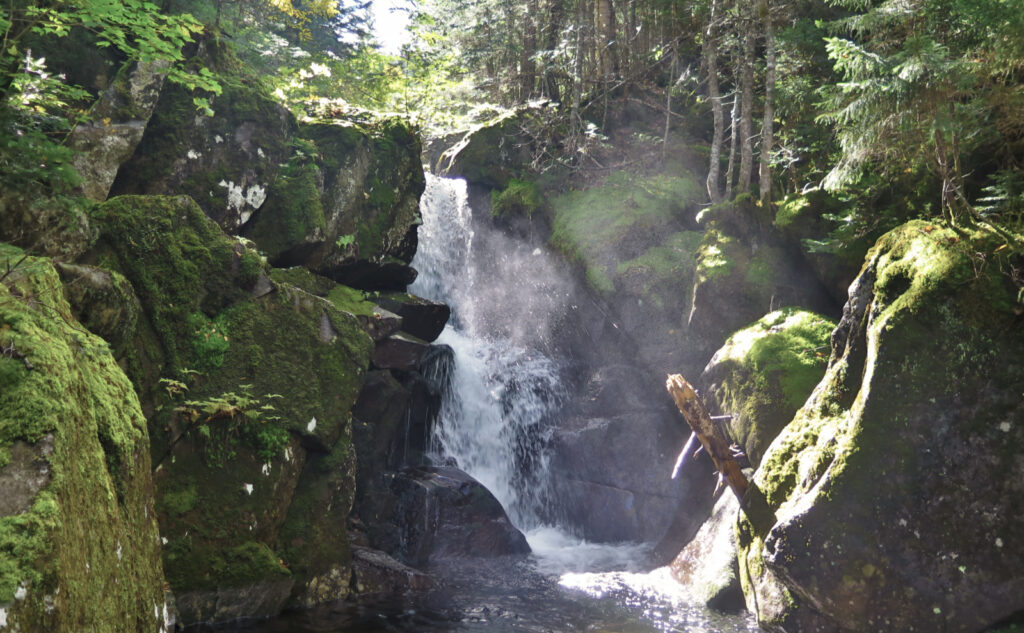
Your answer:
284;447;293;462
996;537;1004;548
244;483;254;495
899;518;908;527
14;583;27;601
933;607;941;615
307;417;317;432
0;607;7;627
161;537;168;545
186;149;201;160
999;421;1012;433
215;134;224;143
116;540;123;561
219;180;246;212
262;463;271;476
239;210;253;225
245;184;267;209
44;594;55;614
257;147;266;158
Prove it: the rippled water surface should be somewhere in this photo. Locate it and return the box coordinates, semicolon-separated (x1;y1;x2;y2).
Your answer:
216;531;759;633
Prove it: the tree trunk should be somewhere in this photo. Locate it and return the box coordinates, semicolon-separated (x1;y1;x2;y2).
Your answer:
597;0;618;83
521;0;539;100
737;14;755;194
726;90;739;199
705;0;724;204
666;374;749;500
759;0;775;206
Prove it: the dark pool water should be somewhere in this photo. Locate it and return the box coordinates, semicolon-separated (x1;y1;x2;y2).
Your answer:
194;529;760;633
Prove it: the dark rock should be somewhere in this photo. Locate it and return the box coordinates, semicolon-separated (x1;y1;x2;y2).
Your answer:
576;364;668;417
372;333;433;372
670;492;744;612
371;292;451;342
325;260;418;292
174;579;295;625
111;37;295;233
391;466;530;566
738;220;1024;633
547;412;715;544
56;262;142;357
351;546;434;595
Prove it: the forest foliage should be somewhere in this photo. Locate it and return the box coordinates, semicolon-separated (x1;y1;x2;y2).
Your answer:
2;0;1024;262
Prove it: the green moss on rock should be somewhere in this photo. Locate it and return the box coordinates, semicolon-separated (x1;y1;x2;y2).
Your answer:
0;250;167;631
702;308;835;467
738;220;1024;632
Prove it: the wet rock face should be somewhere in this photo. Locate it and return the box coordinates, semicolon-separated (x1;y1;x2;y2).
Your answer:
737;220;1024;633
390;467;531;567
547;409;715;544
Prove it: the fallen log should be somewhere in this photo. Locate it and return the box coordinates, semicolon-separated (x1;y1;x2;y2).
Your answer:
666;374;749;500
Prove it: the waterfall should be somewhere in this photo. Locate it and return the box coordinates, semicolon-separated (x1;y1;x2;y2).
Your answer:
410;175;566;528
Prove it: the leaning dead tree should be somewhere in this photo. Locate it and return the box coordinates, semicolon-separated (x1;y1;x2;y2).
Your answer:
666;374;749;499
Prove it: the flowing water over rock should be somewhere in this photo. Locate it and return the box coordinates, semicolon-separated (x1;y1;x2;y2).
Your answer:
218;176;759;633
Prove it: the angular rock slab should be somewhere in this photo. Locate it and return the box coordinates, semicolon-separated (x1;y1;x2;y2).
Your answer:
371;292;451;342
390;466;530;567
670;493;744;612
738;220;1024;633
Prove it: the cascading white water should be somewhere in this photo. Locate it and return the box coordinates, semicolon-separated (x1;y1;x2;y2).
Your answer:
410;175;565;528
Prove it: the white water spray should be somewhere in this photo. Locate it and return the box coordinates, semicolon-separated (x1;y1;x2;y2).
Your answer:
411;175;652;575
411;175;565;528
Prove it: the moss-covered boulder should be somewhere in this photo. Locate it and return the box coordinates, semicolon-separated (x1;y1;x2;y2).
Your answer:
773;190;871;305
737;221;1024;632
84;195;374;624
0;247;169;632
701;308;835;467
439;110;534;188
111;36;295;233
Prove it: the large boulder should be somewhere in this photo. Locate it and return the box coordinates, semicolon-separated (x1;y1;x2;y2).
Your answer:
547;410;715;544
439;110;534;189
84;195;374;625
0;247;169;632
701;308;835;467
70;60;168;201
111;37;294;233
686;200;838;372
737;220;1024;632
390;466;531;566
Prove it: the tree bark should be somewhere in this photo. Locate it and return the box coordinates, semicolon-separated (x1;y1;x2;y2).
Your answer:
705;0;724;203
666;374;749;500
726;90;739;199
759;0;775;206
737;2;755;194
597;0;619;83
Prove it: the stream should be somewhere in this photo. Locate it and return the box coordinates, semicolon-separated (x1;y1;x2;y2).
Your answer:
211;176;760;633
